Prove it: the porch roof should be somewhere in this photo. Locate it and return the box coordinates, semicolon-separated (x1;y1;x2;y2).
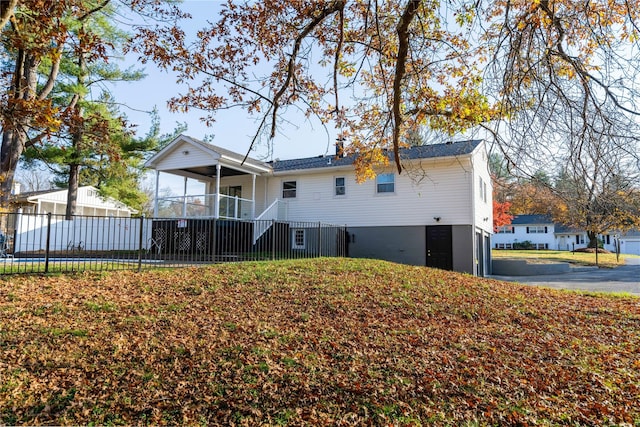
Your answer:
144;135;272;180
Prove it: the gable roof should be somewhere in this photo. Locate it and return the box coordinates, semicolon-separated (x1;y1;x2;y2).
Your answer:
145;135;271;174
270;140;483;172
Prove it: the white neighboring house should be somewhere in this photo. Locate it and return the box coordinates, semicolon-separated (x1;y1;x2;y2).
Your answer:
494;214;640;255
619;230;640;256
494;214;557;250
145;135;494;276
5;186;141;255
10;185;136;217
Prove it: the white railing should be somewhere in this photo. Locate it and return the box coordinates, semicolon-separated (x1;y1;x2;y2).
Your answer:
155;194;254;220
253;199;288;244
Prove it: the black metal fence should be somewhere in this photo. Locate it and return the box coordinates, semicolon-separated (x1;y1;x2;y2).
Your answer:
0;212;348;275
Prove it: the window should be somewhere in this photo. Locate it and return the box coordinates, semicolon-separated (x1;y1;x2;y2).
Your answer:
292;229;305;249
526;226;547;234
376;173;395;193
282;181;297;198
335;177;345;196
497;226;514;234
479;177;488;202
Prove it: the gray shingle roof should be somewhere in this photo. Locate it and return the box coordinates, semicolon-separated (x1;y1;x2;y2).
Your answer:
553;223;583;233
510;214;554;225
270;140;482;172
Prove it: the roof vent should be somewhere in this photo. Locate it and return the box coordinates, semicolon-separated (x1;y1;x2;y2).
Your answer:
445;141;453;145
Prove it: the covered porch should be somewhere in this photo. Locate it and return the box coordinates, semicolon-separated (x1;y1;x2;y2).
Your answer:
145;135;274;220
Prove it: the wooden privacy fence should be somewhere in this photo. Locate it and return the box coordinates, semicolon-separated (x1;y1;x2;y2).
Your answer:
0;212;348;275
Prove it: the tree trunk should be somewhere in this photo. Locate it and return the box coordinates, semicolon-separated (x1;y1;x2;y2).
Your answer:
587;231;598;248
65;163;80;219
65;33;87;219
0;130;25;209
0;49;49;210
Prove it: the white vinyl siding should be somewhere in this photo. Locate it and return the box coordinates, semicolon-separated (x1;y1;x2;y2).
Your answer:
266;156;481;228
154;142;219;170
472;148;493;232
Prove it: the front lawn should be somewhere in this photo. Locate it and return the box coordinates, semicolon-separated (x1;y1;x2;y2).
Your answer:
492;248;635;268
1;258;639;425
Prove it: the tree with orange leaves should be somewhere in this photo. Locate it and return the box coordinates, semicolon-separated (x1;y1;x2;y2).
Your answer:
0;0;183;210
128;0;640;183
493;200;513;232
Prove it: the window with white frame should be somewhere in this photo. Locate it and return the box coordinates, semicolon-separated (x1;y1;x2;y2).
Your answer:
376;173;395;193
292;229;305;249
527;226;547;233
282;181;297;198
479;177;488;202
497;226;514;234
335;177;346;196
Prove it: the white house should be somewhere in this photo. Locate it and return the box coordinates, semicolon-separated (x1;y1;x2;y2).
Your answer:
619;230;640;255
494;214;557;250
144;135;494;276
494;214;640;255
10;185;136;217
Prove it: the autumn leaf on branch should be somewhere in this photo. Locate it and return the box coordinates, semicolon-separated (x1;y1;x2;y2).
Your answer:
130;0;493;179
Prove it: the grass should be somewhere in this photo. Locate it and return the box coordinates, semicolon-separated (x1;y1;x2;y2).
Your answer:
492;248;637;268
1;258;639;425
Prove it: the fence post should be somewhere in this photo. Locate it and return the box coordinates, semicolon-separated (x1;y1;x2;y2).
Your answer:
344;225;348;257
137;215;145;272
271;219;276;261
44;213;52;274
317;221;322;257
212;218;217;262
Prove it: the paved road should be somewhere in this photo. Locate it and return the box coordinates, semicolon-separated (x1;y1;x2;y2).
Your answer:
490;258;640;295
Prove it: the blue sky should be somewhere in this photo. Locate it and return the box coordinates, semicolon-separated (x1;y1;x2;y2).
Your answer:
110;0;337;167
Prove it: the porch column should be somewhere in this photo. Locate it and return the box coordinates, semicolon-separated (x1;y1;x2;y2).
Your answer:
153;170;160;217
214;163;221;219
182;176;188;217
251;174;256;219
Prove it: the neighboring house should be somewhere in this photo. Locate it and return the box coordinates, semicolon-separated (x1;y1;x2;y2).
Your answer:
619;230;640;256
493;214;557;250
493;214;639;255
10;185;136;217
145;135;494;276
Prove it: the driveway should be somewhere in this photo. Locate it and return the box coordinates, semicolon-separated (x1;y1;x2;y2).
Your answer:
490;258;640;296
